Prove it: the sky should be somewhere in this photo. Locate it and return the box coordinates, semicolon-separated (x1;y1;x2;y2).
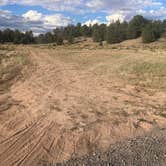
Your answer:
0;0;166;34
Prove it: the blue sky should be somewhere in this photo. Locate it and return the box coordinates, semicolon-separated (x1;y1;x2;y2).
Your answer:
0;0;166;34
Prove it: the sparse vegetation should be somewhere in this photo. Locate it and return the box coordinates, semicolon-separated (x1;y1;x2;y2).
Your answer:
0;51;30;91
126;62;166;89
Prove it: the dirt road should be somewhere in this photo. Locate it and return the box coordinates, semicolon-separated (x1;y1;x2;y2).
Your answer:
0;47;165;165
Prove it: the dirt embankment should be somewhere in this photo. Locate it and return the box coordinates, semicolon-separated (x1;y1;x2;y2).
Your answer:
0;45;165;166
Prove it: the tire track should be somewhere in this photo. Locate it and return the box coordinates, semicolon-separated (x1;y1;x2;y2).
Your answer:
0;121;55;166
0;115;45;145
15;122;56;166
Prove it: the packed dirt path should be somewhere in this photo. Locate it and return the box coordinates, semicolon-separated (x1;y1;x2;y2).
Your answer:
0;46;165;165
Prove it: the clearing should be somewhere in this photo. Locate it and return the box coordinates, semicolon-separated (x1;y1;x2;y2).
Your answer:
0;40;166;165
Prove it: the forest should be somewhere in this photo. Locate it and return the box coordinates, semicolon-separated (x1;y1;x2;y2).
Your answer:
0;15;166;45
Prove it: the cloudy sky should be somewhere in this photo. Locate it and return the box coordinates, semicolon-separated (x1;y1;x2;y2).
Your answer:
0;0;166;34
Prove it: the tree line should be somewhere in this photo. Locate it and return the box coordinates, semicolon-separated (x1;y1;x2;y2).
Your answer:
0;15;166;45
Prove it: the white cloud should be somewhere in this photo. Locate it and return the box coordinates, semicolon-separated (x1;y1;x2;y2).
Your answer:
86;0;165;21
84;19;101;26
86;0;104;10
23;10;72;30
43;14;72;29
0;10;72;34
23;10;42;21
138;7;166;20
0;0;85;13
86;0;162;12
106;13;125;24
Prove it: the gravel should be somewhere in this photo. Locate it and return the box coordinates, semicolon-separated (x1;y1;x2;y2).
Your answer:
56;129;166;166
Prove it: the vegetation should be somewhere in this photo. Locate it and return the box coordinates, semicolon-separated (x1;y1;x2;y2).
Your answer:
0;29;34;44
142;24;157;43
142;21;164;43
0;15;166;45
128;15;148;39
0;52;30;92
106;21;128;44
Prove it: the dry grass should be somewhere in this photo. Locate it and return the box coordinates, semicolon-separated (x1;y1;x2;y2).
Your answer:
48;44;166;91
0;55;25;79
0;48;30;93
0;44;15;51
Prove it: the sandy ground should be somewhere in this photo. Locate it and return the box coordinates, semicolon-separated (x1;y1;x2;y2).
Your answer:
0;45;166;165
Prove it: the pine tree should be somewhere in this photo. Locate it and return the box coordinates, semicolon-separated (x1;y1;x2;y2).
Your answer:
142;22;164;43
128;15;148;39
106;21;127;44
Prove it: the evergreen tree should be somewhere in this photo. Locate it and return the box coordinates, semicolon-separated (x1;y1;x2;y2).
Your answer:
81;25;92;37
74;23;82;37
106;21;128;44
45;32;54;43
13;30;23;44
53;28;64;45
92;24;107;42
128;15;148;39
68;31;74;44
92;24;100;42
142;24;156;43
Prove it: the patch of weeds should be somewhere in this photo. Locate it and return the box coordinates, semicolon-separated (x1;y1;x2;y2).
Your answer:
0;45;15;51
14;54;30;66
0;65;22;83
154;105;166;118
132;62;166;76
0;53;30;91
121;62;166;89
